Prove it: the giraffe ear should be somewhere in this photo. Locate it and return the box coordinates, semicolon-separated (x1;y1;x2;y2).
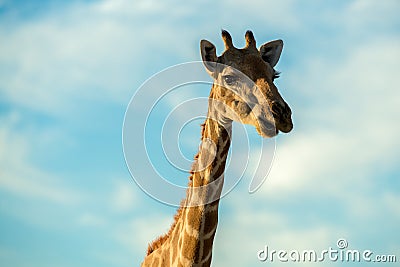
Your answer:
200;40;218;76
259;40;283;67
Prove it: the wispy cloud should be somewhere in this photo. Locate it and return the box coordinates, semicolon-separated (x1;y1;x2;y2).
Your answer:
109;179;138;213
0;0;399;266
0;112;83;205
0;0;201;118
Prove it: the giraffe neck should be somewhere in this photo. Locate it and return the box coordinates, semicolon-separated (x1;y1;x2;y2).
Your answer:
141;113;232;267
178;116;231;266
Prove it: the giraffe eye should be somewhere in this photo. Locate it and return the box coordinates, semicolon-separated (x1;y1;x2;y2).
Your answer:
223;75;238;85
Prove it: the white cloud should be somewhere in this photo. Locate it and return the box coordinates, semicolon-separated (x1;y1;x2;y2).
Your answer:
113;213;173;264
78;213;108;227
0;0;201;118
345;0;400;30
227;0;301;32
110;179;138;213
383;193;400;218
94;0;192;18
259;32;400;195
213;193;340;266
0;112;83;205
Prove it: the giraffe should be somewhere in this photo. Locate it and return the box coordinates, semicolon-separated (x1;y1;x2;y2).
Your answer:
141;30;293;267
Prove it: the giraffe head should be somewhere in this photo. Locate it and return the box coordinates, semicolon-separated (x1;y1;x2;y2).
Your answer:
200;30;293;137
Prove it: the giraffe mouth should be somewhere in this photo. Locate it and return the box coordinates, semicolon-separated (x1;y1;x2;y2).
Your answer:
276;122;293;133
273;114;293;133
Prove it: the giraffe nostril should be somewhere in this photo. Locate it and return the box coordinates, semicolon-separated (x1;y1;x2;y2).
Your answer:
271;102;282;116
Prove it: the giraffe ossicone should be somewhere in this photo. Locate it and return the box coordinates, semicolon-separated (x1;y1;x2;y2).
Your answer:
141;30;293;267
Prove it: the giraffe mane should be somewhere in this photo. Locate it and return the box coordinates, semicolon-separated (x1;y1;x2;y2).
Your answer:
146;204;184;255
146;123;206;256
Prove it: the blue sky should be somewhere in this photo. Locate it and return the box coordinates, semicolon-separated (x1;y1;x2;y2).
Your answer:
0;0;399;266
